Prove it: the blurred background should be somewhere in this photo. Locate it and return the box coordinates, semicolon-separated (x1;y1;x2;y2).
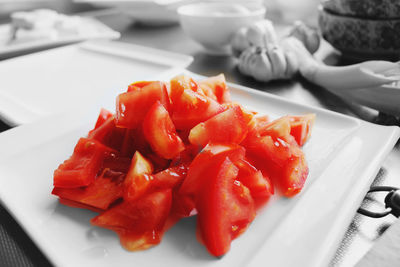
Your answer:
0;0;321;25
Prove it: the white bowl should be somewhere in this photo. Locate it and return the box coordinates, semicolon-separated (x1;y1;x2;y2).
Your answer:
178;2;266;55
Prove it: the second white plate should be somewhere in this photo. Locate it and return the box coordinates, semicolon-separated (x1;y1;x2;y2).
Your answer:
0;41;193;125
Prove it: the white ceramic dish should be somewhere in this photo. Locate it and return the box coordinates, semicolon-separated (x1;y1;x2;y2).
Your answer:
178;2;265;55
0;17;120;58
0;40;193;125
74;0;186;26
0;69;398;267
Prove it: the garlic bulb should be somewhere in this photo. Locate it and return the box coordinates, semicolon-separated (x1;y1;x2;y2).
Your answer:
231;19;278;57
238;46;299;82
236;20;321;82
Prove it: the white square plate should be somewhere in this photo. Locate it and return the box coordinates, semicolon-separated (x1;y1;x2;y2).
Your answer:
0;72;398;267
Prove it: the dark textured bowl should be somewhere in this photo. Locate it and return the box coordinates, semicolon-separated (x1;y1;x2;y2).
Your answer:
319;6;400;60
321;0;400;19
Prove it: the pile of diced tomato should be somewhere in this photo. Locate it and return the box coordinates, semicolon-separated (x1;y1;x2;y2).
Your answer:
51;74;315;257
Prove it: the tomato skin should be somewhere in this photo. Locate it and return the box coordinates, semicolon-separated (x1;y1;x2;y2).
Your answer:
170;75;199;98
198;74;231;104
189;106;248;148
258;116;292;140
91;189;172;251
244;132;308;197
246;115;269;136
170;75;224;130
171;191;196;218
235;158;274;207
123;151;154;202
53;138;115;188
116;81;170;129
90;108;114;134
172;89;224;130
221;103;255;125
143;101;185;159
88;117;126;151
58;198;104;213
196;157;255;257
280;150;308;197
52;171;124;211
179;143;246;196
289;114;316;146
127;81;153;92
152;164;187;190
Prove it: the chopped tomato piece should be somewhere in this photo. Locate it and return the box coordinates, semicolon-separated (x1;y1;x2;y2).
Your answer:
244;135;292;167
278;148;308;197
172;89;224;130
52;169;125;210
235;158;273;204
196;157;255;257
88;117;126;151
91;190;172;251
198;74;231;104
289;114;316;146
123;151;154;202
246;115;270;136
58;198;104;213
116;81;170;129
53;138;115;188
221;103;255;124
170;74;199;98
244;133;308;197
180;143;246;196
152;164;187;190
258;116;292;140
171;190;196;218
143;101;185;159
189;106;248;148
170;75;224;130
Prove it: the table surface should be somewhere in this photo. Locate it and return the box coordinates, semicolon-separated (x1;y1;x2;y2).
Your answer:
0;2;400;267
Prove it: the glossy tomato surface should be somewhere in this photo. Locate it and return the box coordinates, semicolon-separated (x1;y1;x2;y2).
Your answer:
143;101;185;159
196;157;255;257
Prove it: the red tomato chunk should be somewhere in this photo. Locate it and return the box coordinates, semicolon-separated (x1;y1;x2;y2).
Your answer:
52;74;315;256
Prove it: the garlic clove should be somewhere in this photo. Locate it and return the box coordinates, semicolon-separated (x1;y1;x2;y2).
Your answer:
252;52;274;82
284;50;299;78
246;19;278;48
269;47;287;79
238;47;254;75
